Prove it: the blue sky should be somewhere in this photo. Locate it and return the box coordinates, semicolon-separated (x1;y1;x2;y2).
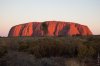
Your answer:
0;0;100;36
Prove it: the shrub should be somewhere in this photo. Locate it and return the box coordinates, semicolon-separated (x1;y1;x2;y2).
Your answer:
18;41;29;51
28;38;68;58
0;52;36;66
77;43;95;59
65;58;87;66
0;46;7;58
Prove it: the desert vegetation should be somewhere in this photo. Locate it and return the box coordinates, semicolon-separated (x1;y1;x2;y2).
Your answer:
0;35;100;66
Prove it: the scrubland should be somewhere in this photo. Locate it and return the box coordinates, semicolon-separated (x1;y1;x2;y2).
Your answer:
0;36;100;66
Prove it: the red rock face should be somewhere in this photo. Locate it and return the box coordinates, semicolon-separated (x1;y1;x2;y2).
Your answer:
8;21;92;37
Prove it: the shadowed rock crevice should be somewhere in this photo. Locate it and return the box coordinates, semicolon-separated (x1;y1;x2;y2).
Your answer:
42;22;48;36
20;24;26;36
58;23;70;36
54;22;59;36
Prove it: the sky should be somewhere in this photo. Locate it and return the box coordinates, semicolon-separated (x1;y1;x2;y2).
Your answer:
0;0;100;36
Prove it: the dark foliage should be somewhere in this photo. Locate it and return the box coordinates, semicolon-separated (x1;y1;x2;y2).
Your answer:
0;36;100;66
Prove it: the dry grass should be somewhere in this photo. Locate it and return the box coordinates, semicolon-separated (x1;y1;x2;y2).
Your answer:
0;51;87;66
0;36;100;66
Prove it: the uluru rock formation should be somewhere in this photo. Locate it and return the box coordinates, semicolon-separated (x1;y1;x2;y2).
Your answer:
8;21;92;37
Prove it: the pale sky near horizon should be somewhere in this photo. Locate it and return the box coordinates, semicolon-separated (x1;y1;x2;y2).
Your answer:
0;0;100;36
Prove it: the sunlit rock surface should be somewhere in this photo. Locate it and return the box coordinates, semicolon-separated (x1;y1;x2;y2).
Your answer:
8;21;92;37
